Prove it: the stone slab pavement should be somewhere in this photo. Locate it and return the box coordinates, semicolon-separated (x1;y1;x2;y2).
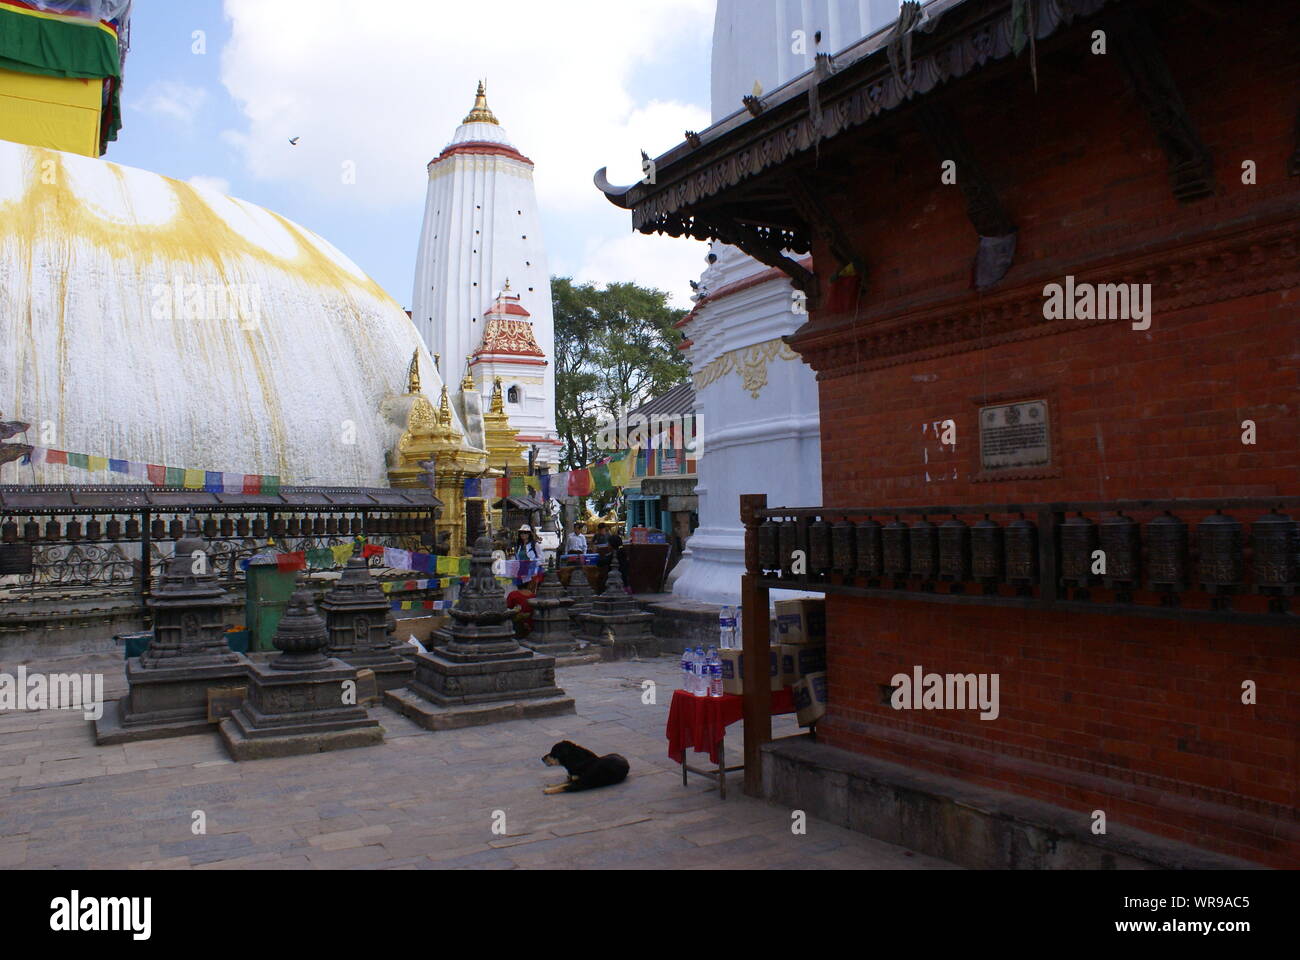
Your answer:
0;649;960;870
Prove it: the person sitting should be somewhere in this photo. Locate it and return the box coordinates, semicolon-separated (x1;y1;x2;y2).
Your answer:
565;524;588;556
505;581;537;639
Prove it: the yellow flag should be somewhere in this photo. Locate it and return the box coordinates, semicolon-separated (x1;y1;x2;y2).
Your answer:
183;469;204;489
608;450;636;488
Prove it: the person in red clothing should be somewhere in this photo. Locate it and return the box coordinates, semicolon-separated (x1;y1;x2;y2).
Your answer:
505;581;537;639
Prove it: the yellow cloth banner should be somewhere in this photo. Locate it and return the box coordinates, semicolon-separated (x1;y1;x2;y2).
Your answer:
183;469;205;489
608;450;637;488
331;543;355;566
86;455;108;472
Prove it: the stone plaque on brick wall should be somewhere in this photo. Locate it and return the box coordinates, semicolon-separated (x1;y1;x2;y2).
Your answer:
979;400;1051;472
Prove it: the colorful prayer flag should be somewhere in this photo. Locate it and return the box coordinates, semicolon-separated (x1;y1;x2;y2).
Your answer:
568;469;592;497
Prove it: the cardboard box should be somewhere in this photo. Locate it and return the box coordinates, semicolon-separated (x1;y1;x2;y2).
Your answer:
774;599;826;645
793;671;828;727
719;646;783;695
395;616;448;650
779;643;826;686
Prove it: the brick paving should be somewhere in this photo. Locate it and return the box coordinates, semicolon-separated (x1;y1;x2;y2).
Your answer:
0;650;959;870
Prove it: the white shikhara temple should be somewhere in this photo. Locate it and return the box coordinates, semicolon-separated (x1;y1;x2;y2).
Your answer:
410;84;561;468
673;0;903;604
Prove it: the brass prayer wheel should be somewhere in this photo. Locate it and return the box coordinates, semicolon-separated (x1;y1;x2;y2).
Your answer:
150;516;165;539
808;518;832;575
882;519;910;579
203;515;217;538
1004;515;1038;586
1145;511;1187;592
971;515;1003;583
65;518;84;540
778;520;798;576
125;516;140;538
831;519;856;575
271;516;285;537
314;515;328;537
43;517;61;540
252;516;267;538
1250;510;1295;593
219;516;234;538
168;516;184;540
287;515;302;538
909;517;938;580
1196;510;1242;593
757;519;779;572
24;517;40;541
1100;512;1140;590
106;516;122;540
1;517;16;542
236;516;250;538
939;516;970;582
855;518;883;578
85;518;101;540
1060;512;1098;588
349;515;364;537
326;516;340;537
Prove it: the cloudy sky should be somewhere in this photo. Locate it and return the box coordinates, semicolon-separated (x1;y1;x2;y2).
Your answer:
110;0;717;308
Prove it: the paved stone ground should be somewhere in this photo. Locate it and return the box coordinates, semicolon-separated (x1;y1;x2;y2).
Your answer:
0;650;959;870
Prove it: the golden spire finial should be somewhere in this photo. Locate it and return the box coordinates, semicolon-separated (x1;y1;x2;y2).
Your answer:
490;376;505;414
461;354;476;392
463;80;499;125
407;349;421;394
437;386;452;426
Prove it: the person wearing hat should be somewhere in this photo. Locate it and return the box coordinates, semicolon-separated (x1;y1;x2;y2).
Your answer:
514;525;543;587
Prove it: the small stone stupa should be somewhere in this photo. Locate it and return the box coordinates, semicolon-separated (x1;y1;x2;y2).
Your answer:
521;557;578;656
320;557;416;692
384;531;574;729
95;519;249;744
574;558;657;660
220;588;383;760
564;561;600;616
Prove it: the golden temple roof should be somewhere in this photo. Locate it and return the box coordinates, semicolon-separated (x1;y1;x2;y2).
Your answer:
463;81;499;126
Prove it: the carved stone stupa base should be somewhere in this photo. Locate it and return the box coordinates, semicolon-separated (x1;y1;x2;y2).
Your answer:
384;533;574;730
219;589;383;760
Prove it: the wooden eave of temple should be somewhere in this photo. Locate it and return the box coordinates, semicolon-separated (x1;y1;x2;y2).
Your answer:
595;0;1123;309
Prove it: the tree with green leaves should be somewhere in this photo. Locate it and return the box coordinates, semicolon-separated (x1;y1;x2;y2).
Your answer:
551;277;689;481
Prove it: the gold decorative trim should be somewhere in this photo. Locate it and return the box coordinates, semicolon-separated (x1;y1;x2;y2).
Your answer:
695;338;801;399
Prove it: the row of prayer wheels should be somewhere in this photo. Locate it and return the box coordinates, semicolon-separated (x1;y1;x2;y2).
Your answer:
756;508;1299;595
0;512;434;543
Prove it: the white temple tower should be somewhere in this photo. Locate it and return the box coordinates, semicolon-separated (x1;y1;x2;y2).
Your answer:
672;0;903;604
410;83;560;466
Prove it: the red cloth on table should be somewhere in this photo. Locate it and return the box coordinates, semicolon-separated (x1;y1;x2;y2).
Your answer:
666;687;795;765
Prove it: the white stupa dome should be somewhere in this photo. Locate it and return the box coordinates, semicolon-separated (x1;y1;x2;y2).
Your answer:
0;138;460;487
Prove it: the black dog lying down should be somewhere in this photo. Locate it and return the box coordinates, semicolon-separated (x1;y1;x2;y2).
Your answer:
542;741;630;794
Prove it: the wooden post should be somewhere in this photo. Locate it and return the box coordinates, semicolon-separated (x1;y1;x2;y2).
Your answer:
740;493;772;798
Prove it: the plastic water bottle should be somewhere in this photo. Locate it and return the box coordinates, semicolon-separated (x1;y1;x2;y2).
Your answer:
680;646;691;693
694;645;707;696
718;605;737;649
707;646;723;698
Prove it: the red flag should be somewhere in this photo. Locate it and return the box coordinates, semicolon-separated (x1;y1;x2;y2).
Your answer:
568;469;592;496
242;475;261;494
363;544;384;559
276;552;306;573
146;464;165;485
46;449;68;465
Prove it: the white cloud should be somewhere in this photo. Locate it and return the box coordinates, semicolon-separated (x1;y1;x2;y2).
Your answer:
186;175;231;195
218;0;713;206
574;232;710;309
132;80;209;125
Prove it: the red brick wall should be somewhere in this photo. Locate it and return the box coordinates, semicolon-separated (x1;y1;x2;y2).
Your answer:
797;1;1300;865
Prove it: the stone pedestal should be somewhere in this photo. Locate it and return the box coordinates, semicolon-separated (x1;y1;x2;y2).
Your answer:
575;563;658;661
319;557;415;692
385;533;573;730
220;588;382;760
521;560;579;656
95;523;249;745
563;563;600;617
